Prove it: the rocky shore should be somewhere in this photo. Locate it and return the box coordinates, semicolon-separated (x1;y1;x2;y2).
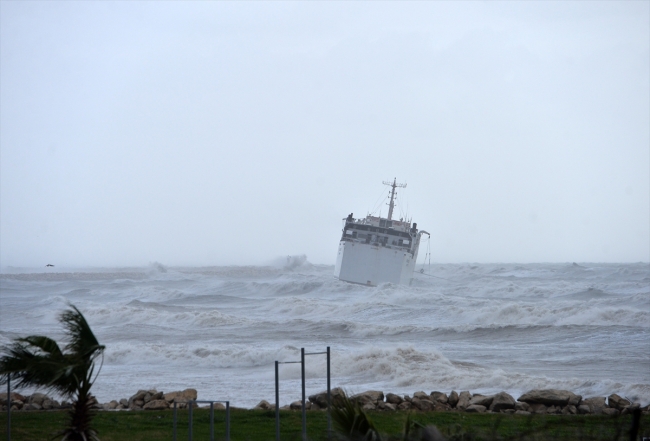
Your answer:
1;388;648;416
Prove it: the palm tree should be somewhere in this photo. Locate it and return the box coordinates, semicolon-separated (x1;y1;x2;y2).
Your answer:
0;305;105;441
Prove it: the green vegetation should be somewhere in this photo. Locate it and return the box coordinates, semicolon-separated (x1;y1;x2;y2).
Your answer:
0;305;105;441
1;408;648;441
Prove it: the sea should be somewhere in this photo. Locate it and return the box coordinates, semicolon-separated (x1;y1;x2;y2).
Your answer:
1;259;649;408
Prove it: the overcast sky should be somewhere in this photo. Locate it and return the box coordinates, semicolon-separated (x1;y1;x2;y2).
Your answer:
1;1;648;267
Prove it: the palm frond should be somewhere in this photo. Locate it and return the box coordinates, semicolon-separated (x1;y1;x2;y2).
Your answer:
331;391;381;441
61;305;105;362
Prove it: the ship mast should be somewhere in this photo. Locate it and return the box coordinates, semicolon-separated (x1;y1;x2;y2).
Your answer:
382;178;407;221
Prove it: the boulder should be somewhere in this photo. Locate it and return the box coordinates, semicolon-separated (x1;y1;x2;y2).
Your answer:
411;398;435;412
351;390;384;405
385;393;403;405
397;401;412;411
457;391;471;410
578;404;591;414
119;399;128;407
528;403;547;414
290;400;310;410
430;391;448;404
602;408;619;416
470;394;494;408
562;405;577;415
106;401;119;410
29;393;48;406
362;403;376;411
0;392;26;404
254;400;274;410
514;401;530;412
42;399;55;410
24;403;42;411
582;397;607;415
465;404;486;413
413;391;429;400
308;387;345;408
517;389;581;407
448;391;459;408
489;392;515;412
515;410;531;415
503;409;515;414
128;390;149;407
144;400;169;410
384;402;397;411
164;389;197;404
608;394;630;410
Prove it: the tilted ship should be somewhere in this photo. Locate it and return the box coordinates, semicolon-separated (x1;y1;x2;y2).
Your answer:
334;179;429;286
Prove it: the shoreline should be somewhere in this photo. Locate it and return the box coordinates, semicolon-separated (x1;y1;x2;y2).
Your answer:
2;387;649;416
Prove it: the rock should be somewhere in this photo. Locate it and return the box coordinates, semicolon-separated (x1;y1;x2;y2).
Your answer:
311;402;321;411
517;389;581;407
128;390;149;407
608;394;630;410
515;401;530;412
403;395;412;402
362;403;376;411
430;392;448;404
386;393;403;405
119;399;128;407
470;394;494;408
42;399;55;410
503;409;515;414
143;400;169;410
465;404;486;413
214;403;226;410
603;408;619;416
489;392;515;412
515;410;531;415
413;391;429;400
577;404;591;414
397;401;412;410
457;391;471;410
562;405;577;415
254;400;274;410
448;391;459;408
351;390;384;405
149;391;164;402
29;393;48;406
412;398;435;412
547;405;561;414
290;400;310;410
528;403;547;414
582;397;607;415
0;392;26;404
384;403;396;411
308;387;345;408
164;389;198;404
24;403;42;411
116;404;125;410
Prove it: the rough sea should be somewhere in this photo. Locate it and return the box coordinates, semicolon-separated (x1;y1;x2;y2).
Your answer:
1;260;649;408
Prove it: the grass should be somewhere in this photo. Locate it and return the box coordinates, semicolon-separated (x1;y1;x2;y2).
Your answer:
1;408;649;441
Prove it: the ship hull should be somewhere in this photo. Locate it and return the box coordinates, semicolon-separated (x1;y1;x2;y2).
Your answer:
334;240;418;286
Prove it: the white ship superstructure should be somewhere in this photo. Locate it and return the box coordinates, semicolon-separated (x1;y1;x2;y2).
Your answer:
334;179;429;286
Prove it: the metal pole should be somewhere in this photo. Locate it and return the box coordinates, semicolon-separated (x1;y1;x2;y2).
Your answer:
7;377;11;441
275;361;280;441
301;348;306;441
188;401;193;441
226;401;231;441
327;346;331;441
210;402;214;441
173;402;177;441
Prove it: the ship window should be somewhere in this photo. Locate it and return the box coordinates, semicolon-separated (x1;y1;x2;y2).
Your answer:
379;220;386;227
403;240;410;245
346;230;353;235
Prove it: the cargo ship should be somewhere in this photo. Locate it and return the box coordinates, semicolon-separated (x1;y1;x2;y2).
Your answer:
334;179;429;286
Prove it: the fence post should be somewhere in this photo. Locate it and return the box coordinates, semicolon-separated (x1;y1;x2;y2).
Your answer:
275;361;280;441
226;401;230;441
188;400;193;441
301;348;306;441
6;377;10;441
327;346;331;441
210;402;214;441
172;402;177;441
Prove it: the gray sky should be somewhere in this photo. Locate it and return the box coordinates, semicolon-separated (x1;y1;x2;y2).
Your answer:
1;1;648;267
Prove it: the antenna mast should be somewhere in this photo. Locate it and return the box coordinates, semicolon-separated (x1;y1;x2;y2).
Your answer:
382;177;407;221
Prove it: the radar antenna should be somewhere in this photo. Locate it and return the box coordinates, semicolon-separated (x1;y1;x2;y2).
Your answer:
382;177;407;221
